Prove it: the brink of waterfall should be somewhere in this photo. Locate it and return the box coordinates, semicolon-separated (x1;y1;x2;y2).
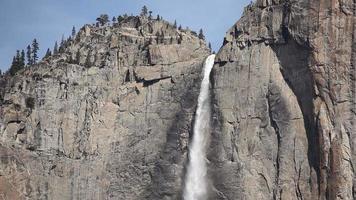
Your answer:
183;54;215;200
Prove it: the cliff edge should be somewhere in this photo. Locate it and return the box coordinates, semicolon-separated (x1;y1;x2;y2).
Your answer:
211;0;355;199
0;15;210;199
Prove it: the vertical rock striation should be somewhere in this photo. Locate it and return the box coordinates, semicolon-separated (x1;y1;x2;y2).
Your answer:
0;16;210;199
211;0;355;199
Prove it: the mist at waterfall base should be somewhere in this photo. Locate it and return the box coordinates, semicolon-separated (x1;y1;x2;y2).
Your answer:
183;54;215;200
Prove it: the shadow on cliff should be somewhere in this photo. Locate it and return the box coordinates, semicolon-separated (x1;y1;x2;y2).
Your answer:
206;62;233;200
271;39;320;193
140;63;204;200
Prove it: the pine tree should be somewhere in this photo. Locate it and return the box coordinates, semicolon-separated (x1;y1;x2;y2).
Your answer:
20;50;25;68
173;20;177;29
198;29;205;40
72;26;76;38
208;42;212;51
178;25;182;30
148;11;152;20
31;39;39;64
9;56;17;75
112;16;116;23
44;48;52;58
15;50;21;69
59;35;65;53
16;50;22;67
156;14;160;21
26;45;32;65
9;50;24;76
53;41;58;55
96;14;109;26
141;6;148;17
117;15;124;22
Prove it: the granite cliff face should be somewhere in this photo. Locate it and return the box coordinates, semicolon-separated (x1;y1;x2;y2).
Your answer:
0;0;355;199
211;0;355;199
0;15;210;199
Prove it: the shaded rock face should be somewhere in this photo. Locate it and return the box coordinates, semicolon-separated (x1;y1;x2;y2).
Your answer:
0;16;210;199
210;0;355;199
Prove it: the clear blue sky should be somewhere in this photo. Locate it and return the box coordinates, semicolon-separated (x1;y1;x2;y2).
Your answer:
0;0;250;71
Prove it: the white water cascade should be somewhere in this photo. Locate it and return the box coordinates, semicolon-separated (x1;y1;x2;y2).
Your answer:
183;54;215;200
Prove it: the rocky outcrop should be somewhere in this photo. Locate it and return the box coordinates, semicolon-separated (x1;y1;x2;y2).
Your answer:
0;16;210;199
210;0;355;199
1;0;354;199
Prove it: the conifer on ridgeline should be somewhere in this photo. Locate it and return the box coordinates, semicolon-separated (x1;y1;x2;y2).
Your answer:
44;48;52;58
16;50;21;67
9;56;17;75
26;45;32;65
31;39;39;64
20;50;25;67
9;49;25;75
141;6;148;17
72;26;76;38
53;41;58;55
96;14;109;26
198;28;205;40
117;15;124;22
59;35;65;53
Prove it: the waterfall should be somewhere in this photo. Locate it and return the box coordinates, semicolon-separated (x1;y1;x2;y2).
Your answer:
183;54;215;200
